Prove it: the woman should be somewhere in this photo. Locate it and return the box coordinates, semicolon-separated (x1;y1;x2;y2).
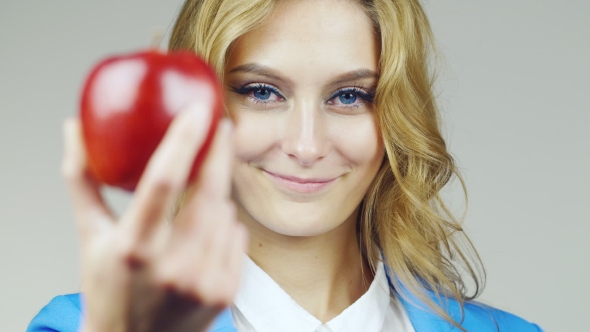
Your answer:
28;0;542;331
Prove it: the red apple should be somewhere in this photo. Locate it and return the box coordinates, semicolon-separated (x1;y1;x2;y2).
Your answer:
80;49;223;192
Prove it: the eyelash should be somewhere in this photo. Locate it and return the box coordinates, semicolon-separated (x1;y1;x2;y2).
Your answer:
329;87;375;106
229;83;375;108
230;83;284;105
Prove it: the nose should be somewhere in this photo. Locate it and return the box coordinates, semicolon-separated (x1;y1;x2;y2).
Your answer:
281;100;330;167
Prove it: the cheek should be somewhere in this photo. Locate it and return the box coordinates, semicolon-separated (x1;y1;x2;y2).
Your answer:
329;114;383;166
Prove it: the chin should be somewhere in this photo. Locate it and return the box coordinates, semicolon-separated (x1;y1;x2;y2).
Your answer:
262;206;341;237
233;189;358;238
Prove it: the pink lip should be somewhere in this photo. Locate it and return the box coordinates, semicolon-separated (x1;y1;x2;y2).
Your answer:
263;170;338;193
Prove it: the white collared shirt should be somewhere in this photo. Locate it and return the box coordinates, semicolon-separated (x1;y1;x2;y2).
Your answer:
231;256;416;332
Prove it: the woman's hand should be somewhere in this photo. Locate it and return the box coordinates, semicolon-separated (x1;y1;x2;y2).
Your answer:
61;102;248;332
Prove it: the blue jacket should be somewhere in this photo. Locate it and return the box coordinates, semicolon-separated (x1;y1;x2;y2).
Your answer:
27;290;543;331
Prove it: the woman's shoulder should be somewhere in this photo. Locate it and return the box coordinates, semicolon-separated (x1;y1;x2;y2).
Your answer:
26;293;237;332
398;288;544;331
462;301;544;331
27;293;83;332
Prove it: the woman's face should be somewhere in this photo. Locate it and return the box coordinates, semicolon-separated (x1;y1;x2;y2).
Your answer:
225;0;384;237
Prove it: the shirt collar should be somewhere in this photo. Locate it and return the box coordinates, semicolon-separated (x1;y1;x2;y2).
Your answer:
232;255;391;332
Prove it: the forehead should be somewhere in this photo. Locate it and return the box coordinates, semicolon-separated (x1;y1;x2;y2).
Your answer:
226;0;379;79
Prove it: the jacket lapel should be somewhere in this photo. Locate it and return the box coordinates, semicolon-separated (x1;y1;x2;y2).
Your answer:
396;288;458;332
384;263;462;332
209;307;238;332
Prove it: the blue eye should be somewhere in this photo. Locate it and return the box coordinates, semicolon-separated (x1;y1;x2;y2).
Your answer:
338;92;357;104
230;83;283;104
253;88;272;100
329;87;374;108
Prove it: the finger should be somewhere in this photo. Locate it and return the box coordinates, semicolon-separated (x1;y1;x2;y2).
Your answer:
187;203;236;306
122;102;212;250
171;118;232;235
205;203;248;305
158;197;231;293
219;203;240;271
160;195;225;278
195;218;232;304
226;221;249;277
222;221;248;301
61;118;114;242
191;119;234;201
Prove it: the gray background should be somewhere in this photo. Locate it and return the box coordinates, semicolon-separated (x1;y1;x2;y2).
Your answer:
1;1;588;330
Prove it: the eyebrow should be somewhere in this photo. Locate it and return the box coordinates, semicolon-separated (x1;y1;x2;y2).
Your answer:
331;68;379;86
228;63;378;87
229;63;287;82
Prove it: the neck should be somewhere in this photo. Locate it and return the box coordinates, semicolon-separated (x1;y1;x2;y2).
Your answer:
237;207;373;323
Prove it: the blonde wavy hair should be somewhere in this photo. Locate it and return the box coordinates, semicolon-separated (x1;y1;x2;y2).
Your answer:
169;0;485;329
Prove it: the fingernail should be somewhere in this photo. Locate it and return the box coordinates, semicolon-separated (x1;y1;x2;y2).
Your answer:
185;101;212;129
61;118;81;175
62;118;76;155
220;118;234;135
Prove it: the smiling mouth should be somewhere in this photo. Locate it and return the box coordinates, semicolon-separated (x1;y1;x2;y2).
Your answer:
262;170;339;194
